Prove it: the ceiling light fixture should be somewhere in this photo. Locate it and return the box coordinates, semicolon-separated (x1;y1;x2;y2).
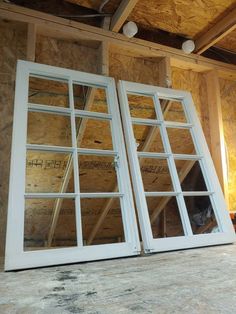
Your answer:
123;21;138;38
182;40;195;54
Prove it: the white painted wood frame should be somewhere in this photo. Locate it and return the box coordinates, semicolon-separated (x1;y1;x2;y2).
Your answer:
5;61;140;270
118;80;235;253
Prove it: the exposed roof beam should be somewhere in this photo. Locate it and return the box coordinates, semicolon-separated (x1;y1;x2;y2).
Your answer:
195;7;236;54
110;0;139;32
1;2;236;80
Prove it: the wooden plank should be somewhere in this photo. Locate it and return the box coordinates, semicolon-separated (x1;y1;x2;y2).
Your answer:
0;3;236;80
98;17;110;76
205;70;229;206
195;7;236;54
98;41;109;76
196;219;216;234
158;57;172;88
110;0;139;32
26;23;36;62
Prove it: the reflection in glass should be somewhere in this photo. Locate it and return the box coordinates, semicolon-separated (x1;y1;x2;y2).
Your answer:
73;84;108;113
127;94;156;119
28;76;69;108
185;196;219;234
27;112;72;147
175;160;207;191
75;117;113;150
26;151;74;193
139;158;173;191
160;99;187;123
24;198;77;250
147;196;184;238
78;155;118;193
167;127;196;155
81;198;125;245
132;124;164;153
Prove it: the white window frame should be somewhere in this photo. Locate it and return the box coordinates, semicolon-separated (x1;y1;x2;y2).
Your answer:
118;80;235;253
5;61;140;271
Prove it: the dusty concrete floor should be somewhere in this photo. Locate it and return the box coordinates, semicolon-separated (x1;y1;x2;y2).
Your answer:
0;244;236;314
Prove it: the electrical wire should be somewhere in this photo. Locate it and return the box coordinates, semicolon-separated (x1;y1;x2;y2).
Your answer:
58;13;111;18
99;0;110;13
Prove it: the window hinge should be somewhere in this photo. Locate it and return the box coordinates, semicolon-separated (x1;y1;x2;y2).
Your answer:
113;156;120;169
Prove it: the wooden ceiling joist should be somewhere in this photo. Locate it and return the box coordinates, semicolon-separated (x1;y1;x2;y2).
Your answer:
195;7;236;54
110;0;139;32
1;3;236;80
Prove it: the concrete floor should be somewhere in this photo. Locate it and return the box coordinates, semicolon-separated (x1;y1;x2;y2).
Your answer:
0;244;236;314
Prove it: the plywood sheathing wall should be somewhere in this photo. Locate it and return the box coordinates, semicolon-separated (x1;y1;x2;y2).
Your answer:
109;52;160;84
0;17;235;266
171;67;211;148
36;35;99;73
0;20;27;268
220;79;236;212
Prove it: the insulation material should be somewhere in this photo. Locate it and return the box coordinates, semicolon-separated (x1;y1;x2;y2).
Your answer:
220;78;236;212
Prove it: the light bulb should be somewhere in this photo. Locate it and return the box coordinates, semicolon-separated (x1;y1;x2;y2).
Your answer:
123;21;138;38
182;40;195;54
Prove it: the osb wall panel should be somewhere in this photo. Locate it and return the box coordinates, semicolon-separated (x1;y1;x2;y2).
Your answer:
219;78;236;212
0;19;27;265
36;35;99;74
171;67;211;149
109;52;160;84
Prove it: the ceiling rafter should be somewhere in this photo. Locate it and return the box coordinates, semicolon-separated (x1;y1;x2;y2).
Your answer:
110;0;139;32
195;6;236;54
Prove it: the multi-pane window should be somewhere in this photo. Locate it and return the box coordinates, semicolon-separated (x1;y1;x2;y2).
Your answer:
118;80;235;252
5;61;139;270
5;61;235;270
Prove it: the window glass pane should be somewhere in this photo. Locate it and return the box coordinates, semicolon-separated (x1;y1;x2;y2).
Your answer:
166;127;196;155
127;94;157;119
78;155;118;193
27;112;72;147
81;198;125;245
73;84;108;113
175;160;207;191
147;196;184;238
24;198;77;251
132;124;165;153
26;151;74;193
28;76;69;108
139;158;173;191
184;196;219;234
75;117;113;150
160;99;187;123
